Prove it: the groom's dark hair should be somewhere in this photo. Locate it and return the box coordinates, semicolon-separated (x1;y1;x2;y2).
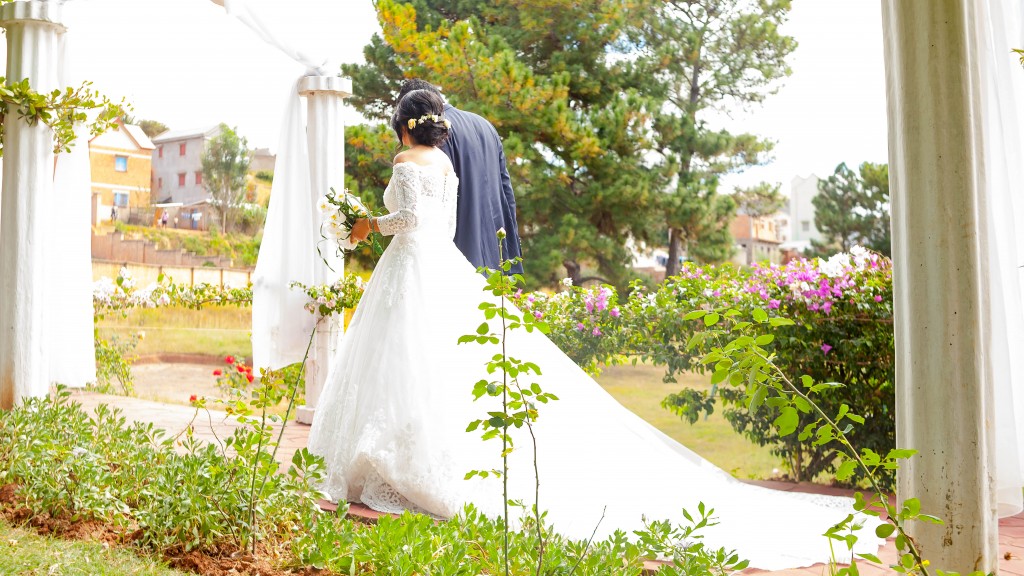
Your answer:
396;79;442;104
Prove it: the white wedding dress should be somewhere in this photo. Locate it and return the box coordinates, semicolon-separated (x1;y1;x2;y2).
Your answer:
307;161;882;570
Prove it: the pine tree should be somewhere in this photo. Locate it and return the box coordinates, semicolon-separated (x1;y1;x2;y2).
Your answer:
810;162;891;257
639;0;797;276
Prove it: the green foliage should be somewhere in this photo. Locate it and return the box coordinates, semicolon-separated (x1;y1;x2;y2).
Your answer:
810;162;891;257
253;169;274;182
733;182;786;218
0;388;746;575
122;114;169;139
344;0;667;289
201;124;251;232
641;0;797;275
518;251;896;488
461;230;557;575
0;77;126;157
1014;48;1024;66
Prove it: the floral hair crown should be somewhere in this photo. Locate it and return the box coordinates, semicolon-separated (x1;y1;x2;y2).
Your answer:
407;114;451;130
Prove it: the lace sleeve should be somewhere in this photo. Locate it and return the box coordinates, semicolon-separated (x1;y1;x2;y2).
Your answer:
376;164;419;236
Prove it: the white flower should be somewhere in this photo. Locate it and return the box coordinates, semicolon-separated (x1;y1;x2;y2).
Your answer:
317;196;338;216
561;277;573;287
496;227;507;240
323;222;345;239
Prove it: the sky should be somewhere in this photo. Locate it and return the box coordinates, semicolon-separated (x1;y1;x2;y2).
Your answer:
25;0;888;195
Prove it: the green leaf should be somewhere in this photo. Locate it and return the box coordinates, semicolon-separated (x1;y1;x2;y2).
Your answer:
683;310;706;321
875;524;895;539
835;459;857;481
774;406;799;436
704;312;720;327
769;317;795;327
755;334;774;346
752;308;768;323
748;385;768;413
476;322;489;335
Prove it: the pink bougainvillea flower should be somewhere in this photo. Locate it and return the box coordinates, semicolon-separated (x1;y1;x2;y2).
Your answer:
768;299;780;309
821;343;833;355
875;295;883;302
575;323;585;331
592;327;602;336
610;307;621;318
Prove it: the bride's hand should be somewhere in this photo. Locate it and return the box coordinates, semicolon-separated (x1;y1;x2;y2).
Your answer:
350;218;371;243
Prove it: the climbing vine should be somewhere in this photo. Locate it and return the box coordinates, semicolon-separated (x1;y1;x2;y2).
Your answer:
0;77;127;156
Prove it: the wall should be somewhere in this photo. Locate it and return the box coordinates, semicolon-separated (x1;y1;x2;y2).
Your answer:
789;174;823;244
90;127;153;224
93;260;252;288
152;135;209;205
91;231;240;269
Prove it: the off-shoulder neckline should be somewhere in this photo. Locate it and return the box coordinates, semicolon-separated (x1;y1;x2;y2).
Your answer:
393;160;456;178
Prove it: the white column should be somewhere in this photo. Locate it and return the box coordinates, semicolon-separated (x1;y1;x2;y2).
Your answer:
296;75;351;424
0;1;65;410
882;1;997;573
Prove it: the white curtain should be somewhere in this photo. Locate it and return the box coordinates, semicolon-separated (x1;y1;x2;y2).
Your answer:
223;0;349;370
250;84;318;370
979;0;1024;517
46;27;95;388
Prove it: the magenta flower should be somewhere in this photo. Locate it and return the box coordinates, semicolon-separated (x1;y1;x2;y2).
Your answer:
822;301;833;315
534;311;543;319
592;327;602;336
874;295;883;302
821;343;833;355
610;307;621;318
768;299;780;309
575;323;585;331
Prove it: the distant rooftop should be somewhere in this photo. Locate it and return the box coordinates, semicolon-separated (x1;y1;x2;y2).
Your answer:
152;125;221;144
123;123;155;150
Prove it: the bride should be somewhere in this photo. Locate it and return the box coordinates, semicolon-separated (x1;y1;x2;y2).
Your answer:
306;89;881;570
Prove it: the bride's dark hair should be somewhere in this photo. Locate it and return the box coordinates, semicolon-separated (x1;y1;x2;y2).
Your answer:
391;89;450;148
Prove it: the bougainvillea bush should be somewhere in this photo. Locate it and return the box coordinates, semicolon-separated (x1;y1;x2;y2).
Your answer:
516;248;895;488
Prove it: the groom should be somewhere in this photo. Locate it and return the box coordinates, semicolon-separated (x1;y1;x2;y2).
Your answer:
396;79;524;275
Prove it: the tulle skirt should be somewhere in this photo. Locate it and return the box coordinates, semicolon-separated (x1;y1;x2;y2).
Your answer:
307;230;882;570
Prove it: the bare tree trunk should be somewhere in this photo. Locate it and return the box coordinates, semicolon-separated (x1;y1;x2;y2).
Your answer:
665;228;682;278
562;259;581;286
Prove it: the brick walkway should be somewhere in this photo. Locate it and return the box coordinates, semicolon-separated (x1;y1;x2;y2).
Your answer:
69;390;1024;575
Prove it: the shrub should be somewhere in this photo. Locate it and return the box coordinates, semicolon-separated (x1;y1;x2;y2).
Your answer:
520;249;895;488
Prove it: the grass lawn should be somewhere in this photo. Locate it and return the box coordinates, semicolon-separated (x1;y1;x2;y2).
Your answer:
594;362;782;480
0;520;186;575
98;305;253;358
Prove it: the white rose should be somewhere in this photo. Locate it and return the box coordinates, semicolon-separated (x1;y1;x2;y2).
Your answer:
561;277;573;287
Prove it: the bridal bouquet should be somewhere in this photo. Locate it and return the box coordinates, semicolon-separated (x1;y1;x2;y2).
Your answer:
317;187;384;258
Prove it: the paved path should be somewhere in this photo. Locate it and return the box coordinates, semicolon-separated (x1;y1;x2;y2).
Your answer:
68;390;1024;575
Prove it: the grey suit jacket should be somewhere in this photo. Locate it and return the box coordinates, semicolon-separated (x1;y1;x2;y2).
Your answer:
440;104;524;275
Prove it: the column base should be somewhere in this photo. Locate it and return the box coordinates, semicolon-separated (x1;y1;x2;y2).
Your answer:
296;406;316;425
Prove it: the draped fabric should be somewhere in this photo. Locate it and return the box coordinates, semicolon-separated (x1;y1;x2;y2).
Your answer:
47;27;95;388
979;0;1024;517
223;0;341;370
250;85;317;370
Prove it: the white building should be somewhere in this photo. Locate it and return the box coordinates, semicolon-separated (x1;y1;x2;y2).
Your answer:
786;174;823;252
151;125;222;205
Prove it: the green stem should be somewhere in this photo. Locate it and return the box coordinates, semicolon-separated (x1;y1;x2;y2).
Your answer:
759;350;929;575
501;266;510;576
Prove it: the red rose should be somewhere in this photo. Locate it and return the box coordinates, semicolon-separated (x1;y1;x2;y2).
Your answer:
189;394;197;402
225;355;235;364
212;369;222;376
246;373;254;384
237;364;246;373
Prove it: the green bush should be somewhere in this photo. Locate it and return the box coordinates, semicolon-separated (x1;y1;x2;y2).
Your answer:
0;390;748;575
519;249;895;488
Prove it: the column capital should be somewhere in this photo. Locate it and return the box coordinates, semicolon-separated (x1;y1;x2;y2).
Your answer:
0;1;65;30
298;75;352;99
